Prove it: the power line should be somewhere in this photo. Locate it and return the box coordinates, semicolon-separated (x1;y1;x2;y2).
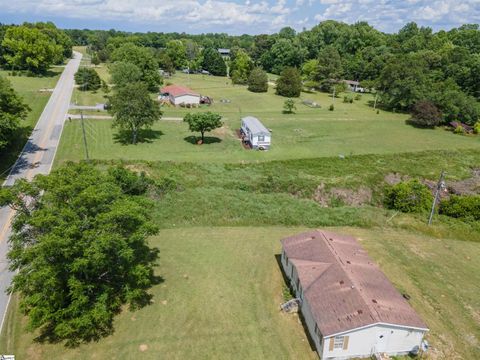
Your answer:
428;170;446;225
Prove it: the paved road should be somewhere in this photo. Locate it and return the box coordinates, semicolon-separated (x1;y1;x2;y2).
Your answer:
0;51;82;334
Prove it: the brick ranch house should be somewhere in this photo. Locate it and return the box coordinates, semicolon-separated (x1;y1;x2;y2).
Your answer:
281;230;428;359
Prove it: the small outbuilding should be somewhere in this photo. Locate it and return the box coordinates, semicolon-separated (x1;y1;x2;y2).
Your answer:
281;230;429;359
240;116;271;150
160;85;200;107
343;80;365;93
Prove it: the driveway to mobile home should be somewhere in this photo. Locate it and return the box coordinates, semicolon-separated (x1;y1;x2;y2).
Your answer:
0;51;82;334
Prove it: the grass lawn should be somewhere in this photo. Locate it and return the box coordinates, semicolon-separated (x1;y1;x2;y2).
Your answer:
0;68;62;180
56;72;480;164
2;226;478;359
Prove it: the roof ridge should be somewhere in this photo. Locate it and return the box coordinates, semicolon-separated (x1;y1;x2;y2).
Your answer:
318;231;381;323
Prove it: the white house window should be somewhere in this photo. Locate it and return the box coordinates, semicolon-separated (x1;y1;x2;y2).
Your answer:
258;135;265;142
333;336;345;349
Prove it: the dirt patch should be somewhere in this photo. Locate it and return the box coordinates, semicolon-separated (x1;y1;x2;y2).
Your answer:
313;183;372;207
212;125;230;138
139;344;148;352
384;172;410;185
447;169;480;195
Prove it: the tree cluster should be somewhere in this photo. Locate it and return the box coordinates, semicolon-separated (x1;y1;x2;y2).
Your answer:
0;22;72;74
74;67;101;91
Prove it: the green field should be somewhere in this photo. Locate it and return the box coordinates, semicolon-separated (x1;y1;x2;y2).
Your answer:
0;68;62;180
56;72;480;164
2;226;478;359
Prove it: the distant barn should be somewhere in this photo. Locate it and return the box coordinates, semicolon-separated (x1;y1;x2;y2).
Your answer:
240;116;271;150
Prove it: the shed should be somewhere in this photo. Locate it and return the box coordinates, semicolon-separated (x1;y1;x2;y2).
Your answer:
281;230;429;359
240;116;271;150
160;85;200;107
343;80;365;93
218;48;231;60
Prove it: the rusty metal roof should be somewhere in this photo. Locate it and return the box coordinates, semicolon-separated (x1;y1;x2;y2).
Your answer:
281;230;428;336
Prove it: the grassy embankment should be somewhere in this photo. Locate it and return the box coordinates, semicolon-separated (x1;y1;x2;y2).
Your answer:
0;68;62;181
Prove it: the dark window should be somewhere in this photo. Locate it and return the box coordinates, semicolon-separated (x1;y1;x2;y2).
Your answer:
258;135;265;142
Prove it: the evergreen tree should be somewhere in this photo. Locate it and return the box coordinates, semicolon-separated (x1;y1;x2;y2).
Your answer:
276;67;302;97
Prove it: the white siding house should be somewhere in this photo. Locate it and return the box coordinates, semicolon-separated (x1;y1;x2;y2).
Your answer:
160;85;200;107
240;116;271;150
281;230;428;359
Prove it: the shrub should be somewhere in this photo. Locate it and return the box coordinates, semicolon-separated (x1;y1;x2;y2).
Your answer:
440;195;480;221
74;67;101;91
474;122;480;134
247;67;268;93
408;100;442;128
329;104;334;111
354;94;362;101
454;125;465;135
276;67;302;97
384;180;433;213
283;99;296;114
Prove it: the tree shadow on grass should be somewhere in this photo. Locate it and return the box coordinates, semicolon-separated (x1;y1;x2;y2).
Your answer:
183;135;222;145
275;254;317;353
113;129;164;145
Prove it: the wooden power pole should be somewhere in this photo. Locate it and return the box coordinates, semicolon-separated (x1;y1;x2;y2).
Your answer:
80;111;90;162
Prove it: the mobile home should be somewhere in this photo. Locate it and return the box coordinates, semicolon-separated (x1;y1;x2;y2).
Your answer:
240;116;271;150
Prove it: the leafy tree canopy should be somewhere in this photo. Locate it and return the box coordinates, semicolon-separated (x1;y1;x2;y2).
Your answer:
0;75;30;150
276;67;302;98
247;67;268;93
109;61;142;88
201;48;227;76
184;112;223;143
231;49;253;85
108;82;162;144
0;163;160;345
74;67;101;91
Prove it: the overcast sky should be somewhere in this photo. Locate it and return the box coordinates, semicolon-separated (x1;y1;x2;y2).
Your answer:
1;0;479;34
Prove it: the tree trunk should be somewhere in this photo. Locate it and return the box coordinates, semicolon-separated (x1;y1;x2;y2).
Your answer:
201;131;205;143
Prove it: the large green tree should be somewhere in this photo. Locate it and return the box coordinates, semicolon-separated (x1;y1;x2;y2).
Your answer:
230;49;253;85
276;67;302;98
110;43;162;91
74;67;101;91
165;40;187;69
109;82;162;144
184;112;223;143
0;163;159;345
109;61;142;88
1;25;63;73
201;48;227;76
0;75;30;150
315;45;344;91
247;67;268;93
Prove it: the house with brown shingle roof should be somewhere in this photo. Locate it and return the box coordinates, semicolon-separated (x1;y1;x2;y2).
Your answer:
281;230;428;359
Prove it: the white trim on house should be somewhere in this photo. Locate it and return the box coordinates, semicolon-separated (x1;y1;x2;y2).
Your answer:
326;322;429;338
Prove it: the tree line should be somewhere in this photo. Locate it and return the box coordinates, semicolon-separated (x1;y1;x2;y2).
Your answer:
66;21;480;126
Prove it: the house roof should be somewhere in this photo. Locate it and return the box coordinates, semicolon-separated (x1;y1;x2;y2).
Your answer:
241;116;271;136
161;85;200;98
218;48;231;54
281;230;428;336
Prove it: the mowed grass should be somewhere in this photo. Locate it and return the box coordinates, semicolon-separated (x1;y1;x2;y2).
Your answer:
2;226;479;359
0;68;62;179
56;72;480;164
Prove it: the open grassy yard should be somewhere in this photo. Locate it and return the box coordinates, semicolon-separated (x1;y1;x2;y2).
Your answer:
0;68;62;179
56;72;480;164
2;226;478;359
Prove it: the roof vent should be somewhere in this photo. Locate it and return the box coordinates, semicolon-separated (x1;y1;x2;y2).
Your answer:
357;309;363;315
329;238;333;241
339;280;344;285
351;285;355;289
346;260;351;264
372;299;378;304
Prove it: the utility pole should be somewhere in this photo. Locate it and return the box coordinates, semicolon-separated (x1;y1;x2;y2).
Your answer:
428;170;446;225
80;111;90;162
332;86;335;103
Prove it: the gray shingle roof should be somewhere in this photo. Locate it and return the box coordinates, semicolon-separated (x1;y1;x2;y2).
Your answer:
242;116;270;136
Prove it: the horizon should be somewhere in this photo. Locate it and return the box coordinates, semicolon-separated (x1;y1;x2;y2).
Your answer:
1;0;479;35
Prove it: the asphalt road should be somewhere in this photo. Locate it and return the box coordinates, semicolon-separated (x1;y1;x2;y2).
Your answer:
0;51;82;335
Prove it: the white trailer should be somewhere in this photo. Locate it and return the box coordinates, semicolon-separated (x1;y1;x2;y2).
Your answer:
240;116;271;150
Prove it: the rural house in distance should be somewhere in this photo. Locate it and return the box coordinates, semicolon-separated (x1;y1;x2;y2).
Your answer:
160;85;200;107
281;230;428;359
240;116;271;150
